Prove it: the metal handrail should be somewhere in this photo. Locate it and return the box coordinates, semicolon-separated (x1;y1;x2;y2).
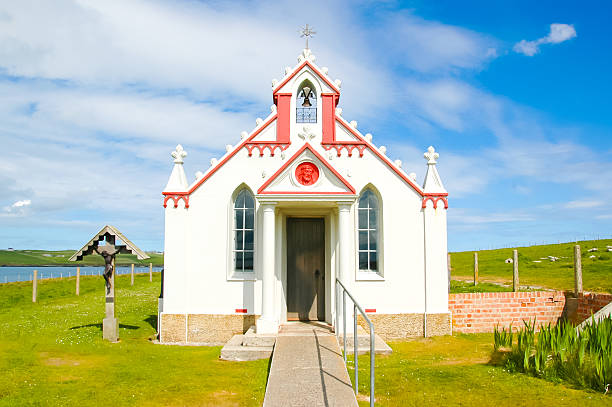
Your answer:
335;278;375;407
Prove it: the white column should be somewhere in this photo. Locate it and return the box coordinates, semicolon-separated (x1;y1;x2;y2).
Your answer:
256;202;278;334
336;202;353;334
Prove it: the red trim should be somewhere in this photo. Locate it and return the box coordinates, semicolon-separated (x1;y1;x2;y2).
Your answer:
163;194;189;209
235;308;247;314
322;94;336;143
245;143;290;157
276;94;291;143
273;61;340;97
257;143;356;195
162;115;279;204
365;308;376;313
321;142;367;157
335;117;425;196
422;195;449;209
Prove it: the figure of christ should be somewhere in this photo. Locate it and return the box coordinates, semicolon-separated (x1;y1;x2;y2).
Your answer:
95;246;119;295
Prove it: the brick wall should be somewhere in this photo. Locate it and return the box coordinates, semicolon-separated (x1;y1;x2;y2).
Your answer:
574;292;612;322
449;291;566;333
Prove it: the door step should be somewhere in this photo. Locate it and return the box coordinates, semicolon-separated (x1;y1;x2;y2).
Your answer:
220;326;275;361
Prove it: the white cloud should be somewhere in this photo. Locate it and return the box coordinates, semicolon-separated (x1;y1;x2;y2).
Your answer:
564;200;604;209
514;23;576;56
12;199;31;208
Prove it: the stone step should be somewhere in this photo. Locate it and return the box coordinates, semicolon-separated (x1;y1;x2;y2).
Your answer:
242;325;276;347
219;333;274;362
337;326;393;355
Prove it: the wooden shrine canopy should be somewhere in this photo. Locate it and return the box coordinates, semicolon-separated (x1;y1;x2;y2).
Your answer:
69;225;150;262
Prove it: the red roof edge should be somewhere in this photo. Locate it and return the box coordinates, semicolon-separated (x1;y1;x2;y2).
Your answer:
257;143;356;195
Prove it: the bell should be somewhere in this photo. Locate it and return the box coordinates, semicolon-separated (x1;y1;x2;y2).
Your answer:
301;86;312;107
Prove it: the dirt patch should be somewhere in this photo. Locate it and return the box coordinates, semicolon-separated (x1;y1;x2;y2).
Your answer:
38;352;106;368
42;357;81;366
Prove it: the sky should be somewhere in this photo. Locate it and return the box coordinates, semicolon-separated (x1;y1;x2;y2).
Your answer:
0;0;611;252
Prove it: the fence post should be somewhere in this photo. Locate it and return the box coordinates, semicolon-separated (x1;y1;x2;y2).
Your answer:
513;249;519;292
131;263;134;286
447;253;451;293
32;270;38;303
574;245;583;295
473;252;478;286
149;262;153;282
76;267;80;296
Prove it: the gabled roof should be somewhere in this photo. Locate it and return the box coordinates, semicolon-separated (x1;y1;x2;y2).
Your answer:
69;225;150;261
257;143;355;195
335;116;425;195
273;59;340;99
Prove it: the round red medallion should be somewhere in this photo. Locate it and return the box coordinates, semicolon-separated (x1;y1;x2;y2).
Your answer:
295;162;319;186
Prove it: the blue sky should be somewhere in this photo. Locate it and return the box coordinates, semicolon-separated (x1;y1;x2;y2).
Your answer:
0;0;610;251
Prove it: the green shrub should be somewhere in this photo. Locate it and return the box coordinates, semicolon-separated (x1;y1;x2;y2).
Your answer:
493;316;612;392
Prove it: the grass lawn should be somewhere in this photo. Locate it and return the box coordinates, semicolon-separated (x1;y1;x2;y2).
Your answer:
450;279;513;293
450;239;612;293
0;274;267;406
349;334;612;406
0;249;164;267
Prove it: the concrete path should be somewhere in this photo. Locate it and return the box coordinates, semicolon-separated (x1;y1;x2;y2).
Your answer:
263;322;358;407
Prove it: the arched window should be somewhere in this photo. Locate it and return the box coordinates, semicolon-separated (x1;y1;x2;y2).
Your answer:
358;190;379;272
233;189;255;272
296;80;317;123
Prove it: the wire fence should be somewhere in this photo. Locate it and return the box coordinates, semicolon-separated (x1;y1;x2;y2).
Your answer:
0;266;163;284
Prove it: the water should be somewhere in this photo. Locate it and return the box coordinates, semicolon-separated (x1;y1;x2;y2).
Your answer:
0;266;163;283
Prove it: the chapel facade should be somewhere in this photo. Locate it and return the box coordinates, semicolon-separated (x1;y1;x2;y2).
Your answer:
160;48;450;343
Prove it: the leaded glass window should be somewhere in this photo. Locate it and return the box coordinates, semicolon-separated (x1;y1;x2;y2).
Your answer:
358;190;379;272
233;190;254;272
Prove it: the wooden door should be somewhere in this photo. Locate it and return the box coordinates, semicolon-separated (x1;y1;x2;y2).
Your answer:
286;218;325;321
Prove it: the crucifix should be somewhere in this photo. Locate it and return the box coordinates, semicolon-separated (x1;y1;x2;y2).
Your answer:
300;24;316;49
70;225;149;342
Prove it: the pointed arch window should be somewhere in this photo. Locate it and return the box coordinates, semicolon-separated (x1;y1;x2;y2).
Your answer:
358;190;379;272
233;189;255;272
296;80;317;123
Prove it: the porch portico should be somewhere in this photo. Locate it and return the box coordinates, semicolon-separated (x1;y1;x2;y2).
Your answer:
256;197;355;335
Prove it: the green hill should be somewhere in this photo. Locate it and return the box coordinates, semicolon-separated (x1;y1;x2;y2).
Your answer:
0;249;163;267
450;239;612;293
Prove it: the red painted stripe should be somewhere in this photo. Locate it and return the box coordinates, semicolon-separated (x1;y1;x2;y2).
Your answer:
365;308;376;313
235;309;247;313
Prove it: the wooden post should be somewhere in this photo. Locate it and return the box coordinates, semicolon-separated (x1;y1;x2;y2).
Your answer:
131;263;134;286
513;249;519;292
76;267;80;296
473;252;478;286
32;270;37;303
447;253;451;293
574;245;583;295
149;262;153;282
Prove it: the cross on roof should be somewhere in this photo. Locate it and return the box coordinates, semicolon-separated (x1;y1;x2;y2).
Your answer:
300;24;316;49
424;146;439;165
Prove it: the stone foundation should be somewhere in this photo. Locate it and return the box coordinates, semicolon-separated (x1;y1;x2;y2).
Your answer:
357;313;451;340
160;314;259;345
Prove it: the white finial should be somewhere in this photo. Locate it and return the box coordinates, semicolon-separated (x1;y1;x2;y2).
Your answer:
240;131;248;140
285;66;292;75
409;172;417;181
261;170;266;178
336;107;343;117
210;158;218;166
424;146;439;164
270;104;277;113
171;144;187;164
298;125;316;141
334;79;342;88
365;133;373;142
350;120;357;128
225;145;232;153
255;118;263;126
394;159;402;168
195;171;204;179
271;79;278;88
321;67;329;75
379;146;387;155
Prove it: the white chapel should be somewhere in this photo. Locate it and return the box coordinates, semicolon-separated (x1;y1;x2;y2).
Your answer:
160;48;450;343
